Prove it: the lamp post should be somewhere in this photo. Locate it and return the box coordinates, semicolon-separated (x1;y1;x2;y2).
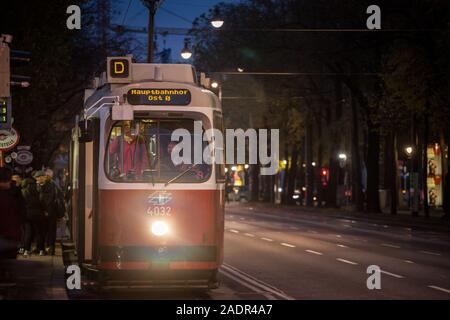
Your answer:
141;0;161;63
211;80;222;102
405;145;414;210
180;38;192;60
210;8;224;28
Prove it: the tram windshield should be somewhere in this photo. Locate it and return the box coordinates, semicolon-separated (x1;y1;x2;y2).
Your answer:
106;118;212;183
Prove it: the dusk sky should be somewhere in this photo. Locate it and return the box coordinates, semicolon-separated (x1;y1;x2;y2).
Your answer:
112;0;240;62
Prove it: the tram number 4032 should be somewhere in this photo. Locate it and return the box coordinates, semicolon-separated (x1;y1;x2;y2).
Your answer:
147;206;171;216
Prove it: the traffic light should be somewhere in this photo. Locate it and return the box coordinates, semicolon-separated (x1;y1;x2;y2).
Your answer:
321;167;329;186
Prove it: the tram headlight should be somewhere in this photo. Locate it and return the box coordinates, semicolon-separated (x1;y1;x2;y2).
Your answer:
151;221;169;236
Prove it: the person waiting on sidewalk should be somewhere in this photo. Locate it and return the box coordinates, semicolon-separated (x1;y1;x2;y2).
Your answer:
11;174;26;254
21;177;46;256
0;168;25;258
34;170;65;256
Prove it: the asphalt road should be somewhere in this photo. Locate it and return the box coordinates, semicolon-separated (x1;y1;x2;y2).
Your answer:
220;204;450;299
71;204;450;300
5;204;449;300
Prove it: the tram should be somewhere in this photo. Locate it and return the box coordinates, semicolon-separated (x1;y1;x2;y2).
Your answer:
68;56;225;289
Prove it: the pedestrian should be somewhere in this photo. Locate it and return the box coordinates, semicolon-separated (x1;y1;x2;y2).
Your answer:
11;174;22;188
0;167;25;258
34;170;65;256
21;177;46;256
11;174;26;254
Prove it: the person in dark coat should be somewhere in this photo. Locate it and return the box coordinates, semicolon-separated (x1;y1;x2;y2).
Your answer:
0;168;25;258
21;177;46;256
35;170;64;256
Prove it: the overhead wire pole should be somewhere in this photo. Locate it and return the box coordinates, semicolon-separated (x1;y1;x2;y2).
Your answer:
141;0;163;63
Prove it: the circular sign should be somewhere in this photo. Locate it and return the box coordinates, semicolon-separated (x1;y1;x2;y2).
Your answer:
5;155;12;163
16;150;33;165
0;128;20;152
10;152;17;159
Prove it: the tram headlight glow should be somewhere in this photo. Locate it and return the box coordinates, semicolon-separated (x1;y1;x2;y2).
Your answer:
151;221;169;236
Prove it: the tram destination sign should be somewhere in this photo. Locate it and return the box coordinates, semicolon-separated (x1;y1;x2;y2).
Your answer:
127;89;191;106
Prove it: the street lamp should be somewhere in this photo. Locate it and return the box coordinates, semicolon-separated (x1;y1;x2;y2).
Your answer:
338;153;347;168
210;7;224;28
404;145;415;210
405;146;414;158
210;80;222;101
180;38;192;60
211;19;224;28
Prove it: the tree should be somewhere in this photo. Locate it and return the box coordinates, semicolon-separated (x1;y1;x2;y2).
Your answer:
1;0;139;168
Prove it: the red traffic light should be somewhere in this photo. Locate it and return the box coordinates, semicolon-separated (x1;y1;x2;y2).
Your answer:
321;168;328;176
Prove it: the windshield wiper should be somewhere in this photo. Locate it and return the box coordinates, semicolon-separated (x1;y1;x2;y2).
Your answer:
143;169;157;186
164;164;198;187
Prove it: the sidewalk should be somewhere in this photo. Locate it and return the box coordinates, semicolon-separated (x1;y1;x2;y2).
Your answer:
226;201;450;232
0;244;68;300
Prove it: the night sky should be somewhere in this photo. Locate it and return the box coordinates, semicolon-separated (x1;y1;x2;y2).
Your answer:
112;0;240;62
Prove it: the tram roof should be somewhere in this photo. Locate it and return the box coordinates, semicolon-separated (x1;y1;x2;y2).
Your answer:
83;62;220;118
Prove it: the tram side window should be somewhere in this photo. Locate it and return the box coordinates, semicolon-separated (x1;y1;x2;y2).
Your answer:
106;118;211;183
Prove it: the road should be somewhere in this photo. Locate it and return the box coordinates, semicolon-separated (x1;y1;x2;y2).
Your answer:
220;204;450;299
72;204;450;300
4;204;450;300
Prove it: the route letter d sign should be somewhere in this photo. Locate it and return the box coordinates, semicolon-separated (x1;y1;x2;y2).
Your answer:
107;56;132;83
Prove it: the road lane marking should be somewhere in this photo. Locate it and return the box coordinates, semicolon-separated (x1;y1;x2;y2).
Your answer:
305;249;323;255
343;224;351;228
281;243;296;248
380;270;404;279
383;225;389;228
337;244;348;248
309;230;318;234
230;229;239;233
428;285;450;294
289;226;299;230
336;235;342;238
261;237;274;242
404;260;415;264
372;223;379;227
222;263;295;300
220;269;276;300
420;250;441;256
244;233;255;237
240;217;246;220
336;258;358;265
381;243;401;249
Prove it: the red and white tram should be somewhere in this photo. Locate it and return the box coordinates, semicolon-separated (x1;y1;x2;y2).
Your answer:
68;57;225;288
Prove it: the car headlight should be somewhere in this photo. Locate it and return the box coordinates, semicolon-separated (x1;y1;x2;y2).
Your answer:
151;221;169;236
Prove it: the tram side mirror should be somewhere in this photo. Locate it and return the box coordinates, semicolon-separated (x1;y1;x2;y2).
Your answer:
78;120;93;143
